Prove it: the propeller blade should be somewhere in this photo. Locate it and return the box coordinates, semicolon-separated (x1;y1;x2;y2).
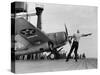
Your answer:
64;24;68;36
64;24;68;41
64;24;73;45
68;36;73;45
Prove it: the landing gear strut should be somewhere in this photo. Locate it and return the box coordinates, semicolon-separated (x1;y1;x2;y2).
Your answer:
48;41;61;60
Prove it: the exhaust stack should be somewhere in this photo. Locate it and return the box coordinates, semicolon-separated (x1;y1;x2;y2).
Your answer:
35;7;44;30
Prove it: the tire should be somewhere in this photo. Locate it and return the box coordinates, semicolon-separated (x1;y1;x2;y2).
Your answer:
49;53;55;60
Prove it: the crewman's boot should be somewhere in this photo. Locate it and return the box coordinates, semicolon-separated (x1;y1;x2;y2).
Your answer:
65;57;69;62
66;59;69;62
75;59;77;62
74;57;78;62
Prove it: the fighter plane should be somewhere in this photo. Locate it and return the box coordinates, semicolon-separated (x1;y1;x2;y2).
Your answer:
11;2;92;60
11;2;71;60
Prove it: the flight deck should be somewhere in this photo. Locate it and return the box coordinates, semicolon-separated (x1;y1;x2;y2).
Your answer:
15;58;97;73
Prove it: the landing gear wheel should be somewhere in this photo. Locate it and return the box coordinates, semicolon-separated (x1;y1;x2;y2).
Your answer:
49;53;55;60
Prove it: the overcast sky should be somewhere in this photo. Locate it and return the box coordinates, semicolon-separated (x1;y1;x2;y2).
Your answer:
27;2;97;58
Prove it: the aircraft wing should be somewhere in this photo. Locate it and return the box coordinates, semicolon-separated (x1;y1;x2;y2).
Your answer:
15;18;50;45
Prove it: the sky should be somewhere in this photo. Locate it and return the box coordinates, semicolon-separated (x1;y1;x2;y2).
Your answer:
27;2;97;58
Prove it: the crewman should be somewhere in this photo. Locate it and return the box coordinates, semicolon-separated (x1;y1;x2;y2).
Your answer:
66;30;92;62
